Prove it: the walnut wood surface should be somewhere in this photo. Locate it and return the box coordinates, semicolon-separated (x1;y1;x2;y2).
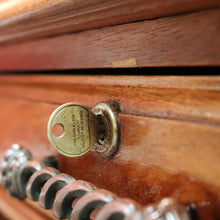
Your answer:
0;75;219;219
0;0;219;45
0;97;219;220
0;187;55;220
0;75;219;125
0;9;219;70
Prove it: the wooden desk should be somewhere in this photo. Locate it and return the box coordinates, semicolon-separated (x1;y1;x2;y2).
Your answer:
0;1;219;220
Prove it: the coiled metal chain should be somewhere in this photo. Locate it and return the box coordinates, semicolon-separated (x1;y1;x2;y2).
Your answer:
0;144;191;220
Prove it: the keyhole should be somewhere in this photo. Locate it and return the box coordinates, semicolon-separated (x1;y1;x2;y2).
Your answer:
52;123;64;137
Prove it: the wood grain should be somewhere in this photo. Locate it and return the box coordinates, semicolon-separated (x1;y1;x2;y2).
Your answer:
0;96;219;220
0;75;219;126
0;0;219;45
0;9;219;70
0;75;219;220
0;187;55;220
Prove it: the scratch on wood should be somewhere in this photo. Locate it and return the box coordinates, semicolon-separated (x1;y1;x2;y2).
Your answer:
112;57;137;68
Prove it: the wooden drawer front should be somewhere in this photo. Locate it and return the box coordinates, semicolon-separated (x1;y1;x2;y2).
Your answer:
0;75;219;220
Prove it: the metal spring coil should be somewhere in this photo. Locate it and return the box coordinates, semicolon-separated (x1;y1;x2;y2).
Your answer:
0;144;191;220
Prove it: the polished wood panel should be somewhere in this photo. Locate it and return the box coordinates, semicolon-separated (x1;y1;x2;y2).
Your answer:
0;187;55;220
0;0;219;45
0;9;219;70
0;82;219;220
0;75;219;125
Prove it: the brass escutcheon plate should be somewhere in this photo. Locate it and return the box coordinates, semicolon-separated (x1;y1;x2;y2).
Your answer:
92;101;121;159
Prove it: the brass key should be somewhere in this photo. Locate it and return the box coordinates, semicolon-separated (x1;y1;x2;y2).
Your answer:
47;101;120;158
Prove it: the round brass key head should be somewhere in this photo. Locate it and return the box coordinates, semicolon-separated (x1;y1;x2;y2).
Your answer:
48;103;101;157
